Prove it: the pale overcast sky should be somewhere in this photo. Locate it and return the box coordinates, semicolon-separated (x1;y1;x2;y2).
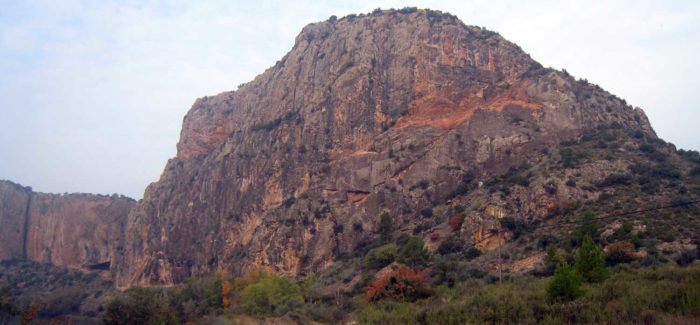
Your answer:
1;0;698;198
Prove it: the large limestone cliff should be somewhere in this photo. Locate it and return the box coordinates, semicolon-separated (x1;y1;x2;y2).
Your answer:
0;180;134;270
115;9;653;287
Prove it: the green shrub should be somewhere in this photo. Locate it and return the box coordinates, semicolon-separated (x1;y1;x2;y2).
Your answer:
436;236;464;256
597;173;632;188
365;244;398;269
398;237;430;268
676;249;698;266
241;276;303;316
359;301;419;324
103;287;178;325
464;247;482;260
41;288;85;317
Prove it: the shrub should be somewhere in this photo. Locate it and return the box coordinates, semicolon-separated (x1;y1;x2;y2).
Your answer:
41;288;86;317
597;173;632;188
0;286;18;323
676;249;698;266
420;208;433;217
241;276;303;316
606;241;636;265
365;244;398;269
499;216;530;239
437;236;465;256
398;237;430;268
431;255;464;287
366;266;431;302
377;212;393;241
689;166;700;177
546;262;582;303
359;301;419;324
611;220;633;241
103;287;178;325
464;247;482;260
575;235;608;283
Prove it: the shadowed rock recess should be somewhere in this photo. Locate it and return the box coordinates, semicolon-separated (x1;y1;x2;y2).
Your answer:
113;9;654;288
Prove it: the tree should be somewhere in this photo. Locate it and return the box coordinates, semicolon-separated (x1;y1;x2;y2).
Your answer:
573;211;601;245
546;262;582;303
206;275;223;313
378;212;394;242
575;235;607;283
241;277;304;316
365;243;398;269
543;245;560;275
398;237;430;268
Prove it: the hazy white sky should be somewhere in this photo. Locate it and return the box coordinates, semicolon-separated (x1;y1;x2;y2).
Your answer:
1;0;698;198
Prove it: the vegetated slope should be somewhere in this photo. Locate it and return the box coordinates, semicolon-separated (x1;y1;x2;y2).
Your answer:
115;8;688;289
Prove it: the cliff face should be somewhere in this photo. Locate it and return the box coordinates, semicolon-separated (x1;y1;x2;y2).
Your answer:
115;9;653;287
0;181;31;260
0;180;134;270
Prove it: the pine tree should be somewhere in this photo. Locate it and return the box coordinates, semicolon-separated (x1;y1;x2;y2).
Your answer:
378;212;393;242
573;211;601;245
543;245;560;274
575;235;608;283
546;261;582;303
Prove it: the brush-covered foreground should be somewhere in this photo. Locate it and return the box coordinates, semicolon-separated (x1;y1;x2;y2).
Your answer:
95;262;700;324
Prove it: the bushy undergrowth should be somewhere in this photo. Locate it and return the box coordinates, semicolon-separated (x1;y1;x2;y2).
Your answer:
358;264;700;324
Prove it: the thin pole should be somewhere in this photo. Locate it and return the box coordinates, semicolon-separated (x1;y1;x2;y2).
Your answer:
498;227;503;284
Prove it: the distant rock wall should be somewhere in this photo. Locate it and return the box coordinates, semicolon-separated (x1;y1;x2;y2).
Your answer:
0;180;135;270
0;181;32;260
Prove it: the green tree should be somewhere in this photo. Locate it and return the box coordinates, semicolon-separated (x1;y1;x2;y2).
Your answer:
543;245;560;275
378;212;394;242
205;275;223;313
575;235;608;283
398;237;430;268
241;276;304;316
546;261;582;303
365;243;398;269
573;211;601;245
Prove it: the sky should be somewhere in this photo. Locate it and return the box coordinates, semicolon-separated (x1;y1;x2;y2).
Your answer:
0;0;698;199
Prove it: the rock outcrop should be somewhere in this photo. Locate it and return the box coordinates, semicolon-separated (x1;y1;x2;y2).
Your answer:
114;9;654;287
0;180;134;270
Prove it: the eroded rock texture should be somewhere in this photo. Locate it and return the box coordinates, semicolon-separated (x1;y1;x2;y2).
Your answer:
0;180;134;270
115;9;653;287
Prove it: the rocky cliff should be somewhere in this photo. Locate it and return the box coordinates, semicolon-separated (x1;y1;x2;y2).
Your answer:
114;9;654;287
0;180;134;270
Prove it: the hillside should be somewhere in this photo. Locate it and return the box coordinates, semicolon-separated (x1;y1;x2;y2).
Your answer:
1;7;699;324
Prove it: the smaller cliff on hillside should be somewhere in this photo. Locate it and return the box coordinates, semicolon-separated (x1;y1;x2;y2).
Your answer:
0;180;135;271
